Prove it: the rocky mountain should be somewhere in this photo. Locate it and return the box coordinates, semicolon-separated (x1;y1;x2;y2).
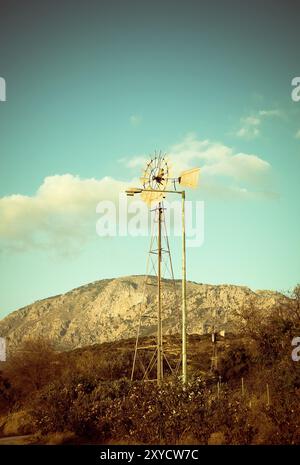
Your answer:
0;275;287;351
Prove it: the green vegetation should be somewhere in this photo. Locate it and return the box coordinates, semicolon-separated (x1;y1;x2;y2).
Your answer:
0;287;300;444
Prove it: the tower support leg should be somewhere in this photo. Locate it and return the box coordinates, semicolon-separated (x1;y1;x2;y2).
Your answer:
182;191;187;385
157;203;163;386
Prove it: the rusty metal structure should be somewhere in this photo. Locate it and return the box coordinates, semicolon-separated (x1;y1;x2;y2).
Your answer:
125;152;200;385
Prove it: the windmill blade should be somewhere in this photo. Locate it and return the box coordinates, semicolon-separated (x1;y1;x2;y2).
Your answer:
141;190;164;207
179;167;200;188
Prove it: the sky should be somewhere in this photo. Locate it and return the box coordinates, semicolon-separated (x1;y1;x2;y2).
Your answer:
0;0;300;318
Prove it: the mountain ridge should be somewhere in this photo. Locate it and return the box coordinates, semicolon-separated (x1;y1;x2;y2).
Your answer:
0;275;287;351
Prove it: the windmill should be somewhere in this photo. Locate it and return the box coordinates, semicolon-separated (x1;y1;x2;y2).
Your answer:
125;152;200;385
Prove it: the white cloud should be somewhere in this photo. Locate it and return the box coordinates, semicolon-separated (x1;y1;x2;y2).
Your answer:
0;135;275;255
259;109;282;117
129;115;142;127
0;174;127;255
201;153;269;183
236;109;282;139
169;134;276;199
123;155;147;168
122;133;274;198
236;116;261;139
244;116;261;125
167;133;270;181
295;129;300;139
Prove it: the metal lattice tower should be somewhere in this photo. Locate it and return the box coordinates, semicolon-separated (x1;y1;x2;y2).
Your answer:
131;201;181;385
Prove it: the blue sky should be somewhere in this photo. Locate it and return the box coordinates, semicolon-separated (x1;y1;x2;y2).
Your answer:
0;0;300;318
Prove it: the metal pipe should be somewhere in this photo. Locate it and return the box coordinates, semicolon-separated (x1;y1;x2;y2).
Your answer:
127;188;184;195
157;203;163;386
182;191;187;384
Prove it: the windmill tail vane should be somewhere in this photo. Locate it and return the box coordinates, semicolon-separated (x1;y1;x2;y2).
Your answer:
178;167;201;189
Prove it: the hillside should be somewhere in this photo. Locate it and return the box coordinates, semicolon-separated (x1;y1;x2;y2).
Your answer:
0;275;287;350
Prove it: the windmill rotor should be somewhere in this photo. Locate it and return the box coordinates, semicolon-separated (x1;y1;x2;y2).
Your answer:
139;152;170;206
141;153;169;187
138;152;201;207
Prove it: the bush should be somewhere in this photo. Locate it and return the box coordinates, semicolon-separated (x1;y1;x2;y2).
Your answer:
31;377;258;444
219;345;252;382
0;371;13;414
263;388;300;444
4;338;60;404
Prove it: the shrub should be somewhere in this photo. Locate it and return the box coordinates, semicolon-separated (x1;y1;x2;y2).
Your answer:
219;345;252;382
